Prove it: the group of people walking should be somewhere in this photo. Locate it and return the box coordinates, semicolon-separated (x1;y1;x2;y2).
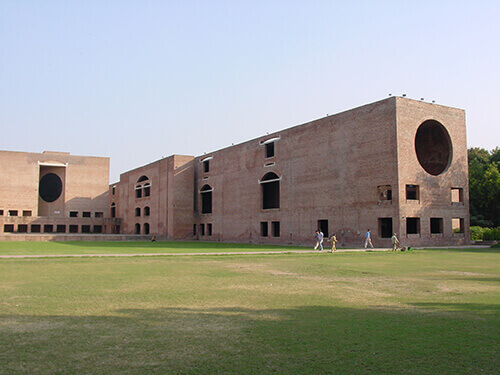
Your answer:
314;228;401;252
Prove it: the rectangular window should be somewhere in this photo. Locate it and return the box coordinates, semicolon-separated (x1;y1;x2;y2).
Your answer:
378;218;393;238
377;185;392;201
451;188;464;203
69;225;79;233
200;224;205;236
317;219;329;238
452;218;465;234
22;210;32;217
4;224;14;232
8;210;18;217
406;185;420;200
18;224;28;233
70;211;78;217
56;225;66;233
144;186;151;197
406;218;420;234
135;188;142;199
43;225;54;233
260;222;269;237
0;210;3;216
31;224;41;233
430;218;444;234
95;212;103;218
93;225;102;234
81;225;91;233
193;224;197;236
265;142;275;158
203;160;210;173
82;212;91;218
112;186;116;195
207;223;212;236
272;221;280;237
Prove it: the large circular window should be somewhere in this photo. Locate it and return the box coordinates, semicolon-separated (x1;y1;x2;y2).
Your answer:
415;120;452;176
39;173;63;202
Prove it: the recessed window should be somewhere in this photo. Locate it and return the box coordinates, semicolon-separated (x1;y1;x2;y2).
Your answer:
143;183;151;197
430;218;443;234
69;225;78;233
0;210;4;216
8;210;18;217
135;223;141;234
135;207;141;217
200;224;205;236
93;225;102;234
143;223;150;235
112;186;116;195
43;225;54;233
261;222;268;237
31;224;41;233
406;218;420;234
451;188;463;203
4;224;14;233
82;211;91;218
81;225;91;233
22;210;32;217
18;224;28;233
39;173;63;203
203;160;210;173
110;203;116;218
378;218;393;238
135;187;142;199
272;221;280;237
57;225;66;233
201;185;213;214
261;172;280;209
406;185;420;200
452;218;464;234
144;206;150;216
135;176;151;199
70;211;78;217
265;142;275;158
193;224;197;236
377;185;392;201
207;223;212;236
95;212;103;218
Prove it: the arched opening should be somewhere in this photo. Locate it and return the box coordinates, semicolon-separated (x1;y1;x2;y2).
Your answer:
200;184;213;214
135;207;141;217
144;206;150;216
415;120;452;176
137;175;149;183
134;176;151;198
135;223;141;234
110;203;116;218
143;223;150;235
260;172;280;209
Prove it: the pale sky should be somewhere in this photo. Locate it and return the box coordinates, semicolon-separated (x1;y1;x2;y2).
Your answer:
1;1;498;182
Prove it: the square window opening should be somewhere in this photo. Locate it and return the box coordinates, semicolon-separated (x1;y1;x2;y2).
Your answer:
18;224;28;233
451;188;464;203
81;225;91;233
377;185;392;201
406;185;420;200
43;225;54;233
378;218;393;238
8;210;18;217
406;218;420;234
452;218;465;233
31;224;41;233
69;211;78;217
82;212;91;218
95;212;103;218
69;225;79;233
56;225;66;233
4;224;14;233
22;210;32;217
430;218;444;234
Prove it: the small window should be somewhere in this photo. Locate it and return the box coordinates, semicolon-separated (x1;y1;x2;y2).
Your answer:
95;212;103;218
0;210;4;216
452;218;464;234
378;218;393;238
110;203;116;218
193;224;197;236
135;188;142;199
144;183;151;197
135;223;141;234
144;207;150;217
69;225;78;233
272;221;280;237
56;225;66;233
406;185;420;200
44;225;54;233
18;224;28;233
451;188;463;203
265;142;275;158
430;218;443;234
82;212;91;218
22;210;32;217
377;185;392;201
406;218;420;234
70;211;78;217
31;224;41;233
207;223;212;236
200;224;205;236
81;225;91;233
261;222;269;237
4;224;14;232
203;160;210;173
8;210;18;217
93;225;102;234
135;207;141;217
112;186;116;195
143;223;150;235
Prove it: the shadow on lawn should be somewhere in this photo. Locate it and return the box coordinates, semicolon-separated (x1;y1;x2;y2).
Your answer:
1;305;498;375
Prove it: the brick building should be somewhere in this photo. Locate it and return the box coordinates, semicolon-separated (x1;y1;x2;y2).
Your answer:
1;97;470;246
111;96;469;247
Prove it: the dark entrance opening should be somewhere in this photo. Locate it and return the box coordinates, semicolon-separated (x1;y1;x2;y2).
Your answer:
135;223;141;234
378;218;393;238
201;185;213;214
261;172;280;209
318;219;329;238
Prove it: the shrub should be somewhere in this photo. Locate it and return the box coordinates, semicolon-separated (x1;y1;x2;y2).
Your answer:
483;227;500;241
470;226;485;241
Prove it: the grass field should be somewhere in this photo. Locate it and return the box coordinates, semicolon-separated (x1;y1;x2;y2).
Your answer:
0;242;498;374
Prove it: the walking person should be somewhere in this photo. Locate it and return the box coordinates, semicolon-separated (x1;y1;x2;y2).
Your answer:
364;229;374;249
329;233;338;252
314;229;324;251
391;233;400;252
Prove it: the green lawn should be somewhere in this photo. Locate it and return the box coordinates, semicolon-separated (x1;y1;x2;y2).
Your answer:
0;245;498;374
0;240;309;256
